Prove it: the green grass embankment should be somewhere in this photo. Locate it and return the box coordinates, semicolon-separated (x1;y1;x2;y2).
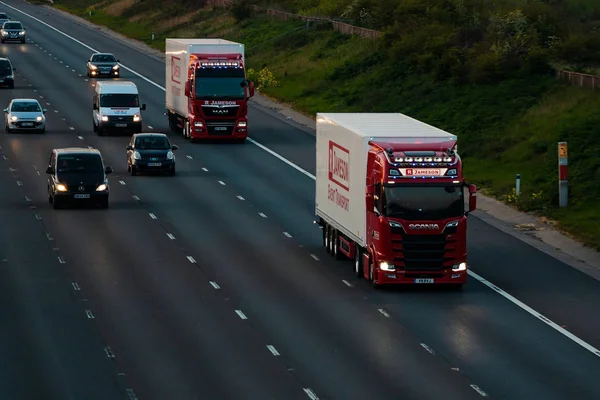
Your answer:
48;0;600;250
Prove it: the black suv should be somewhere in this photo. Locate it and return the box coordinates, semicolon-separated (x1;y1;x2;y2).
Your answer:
0;57;15;89
126;133;178;175
46;147;113;209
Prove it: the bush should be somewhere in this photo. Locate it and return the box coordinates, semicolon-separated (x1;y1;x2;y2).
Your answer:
231;0;254;22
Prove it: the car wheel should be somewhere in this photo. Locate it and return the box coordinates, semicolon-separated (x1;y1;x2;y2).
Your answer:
21;39;25;44
5;125;10;133
168;166;176;176
52;197;61;209
8;83;13;89
130;166;137;176
39;127;45;134
1;39;4;44
100;198;109;209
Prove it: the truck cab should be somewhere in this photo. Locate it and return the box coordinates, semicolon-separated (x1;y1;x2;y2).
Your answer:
364;140;477;287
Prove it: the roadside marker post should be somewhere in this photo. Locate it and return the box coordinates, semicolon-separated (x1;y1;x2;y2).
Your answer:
558;142;568;207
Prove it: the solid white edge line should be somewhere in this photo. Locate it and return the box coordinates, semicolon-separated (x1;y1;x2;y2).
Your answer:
468;270;600;358
342;279;353;288
470;384;488;397
235;310;248;320
303;388;319;400
8;0;600;361
266;345;280;356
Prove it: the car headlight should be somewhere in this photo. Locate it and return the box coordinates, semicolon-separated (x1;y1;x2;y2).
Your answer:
7;75;13;79
112;65;119;70
133;114;140;122
36;116;43;121
19;31;24;35
1;32;6;36
56;184;67;192
96;183;107;191
133;151;141;160
10;115;17;121
101;115;108;122
89;64;97;70
166;151;174;160
452;262;467;271
379;261;395;271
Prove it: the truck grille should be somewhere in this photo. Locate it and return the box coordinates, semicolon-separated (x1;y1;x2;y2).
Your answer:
206;120;236;135
201;105;239;117
392;234;452;271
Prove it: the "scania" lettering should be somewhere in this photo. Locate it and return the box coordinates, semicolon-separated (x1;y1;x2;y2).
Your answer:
408;224;439;230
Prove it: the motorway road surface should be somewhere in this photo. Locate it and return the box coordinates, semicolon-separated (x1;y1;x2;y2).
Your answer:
1;0;600;398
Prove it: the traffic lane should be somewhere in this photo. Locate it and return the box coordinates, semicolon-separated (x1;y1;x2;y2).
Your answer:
370;281;600;399
9;25;172;136
7;135;308;400
0;133;125;398
468;216;600;346
116;167;486;400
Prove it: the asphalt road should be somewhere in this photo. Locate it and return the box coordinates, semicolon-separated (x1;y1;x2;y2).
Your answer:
1;0;600;398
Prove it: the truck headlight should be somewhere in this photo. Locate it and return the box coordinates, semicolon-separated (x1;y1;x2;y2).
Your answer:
96;183;107;191
194;121;203;127
238;121;247;127
56;184;67;192
166;151;174;160
379;261;395;271
133;114;140;122
133;151;141;160
452;262;467;271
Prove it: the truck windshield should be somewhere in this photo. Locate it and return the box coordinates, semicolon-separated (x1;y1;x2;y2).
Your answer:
383;184;464;220
195;77;245;100
100;94;139;107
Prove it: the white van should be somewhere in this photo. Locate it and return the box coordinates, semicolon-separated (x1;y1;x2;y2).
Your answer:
92;81;146;135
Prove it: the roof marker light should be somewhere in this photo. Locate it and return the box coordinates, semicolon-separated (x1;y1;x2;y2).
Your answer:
424;157;433;162
415;157;423;162
443;157;452;162
405;157;413;162
434;157;442;162
395;157;403;162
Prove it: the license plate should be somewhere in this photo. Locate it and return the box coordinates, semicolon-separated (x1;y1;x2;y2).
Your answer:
148;162;162;167
414;278;434;284
115;123;127;127
74;194;90;199
22;122;33;126
214;127;227;131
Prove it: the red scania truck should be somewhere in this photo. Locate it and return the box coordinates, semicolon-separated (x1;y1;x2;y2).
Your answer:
165;38;255;143
315;113;477;288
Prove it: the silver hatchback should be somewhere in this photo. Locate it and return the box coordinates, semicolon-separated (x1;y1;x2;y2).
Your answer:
4;98;47;133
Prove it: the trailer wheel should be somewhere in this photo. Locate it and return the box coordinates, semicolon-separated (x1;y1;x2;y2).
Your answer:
324;225;331;253
328;228;335;254
354;247;362;277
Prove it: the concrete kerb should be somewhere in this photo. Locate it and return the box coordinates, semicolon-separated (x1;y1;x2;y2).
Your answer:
41;4;600;279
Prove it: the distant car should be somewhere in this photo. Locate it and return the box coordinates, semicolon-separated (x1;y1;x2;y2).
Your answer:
46;147;113;209
0;57;16;89
86;52;120;78
4;98;46;133
0;12;10;27
126;133;178;176
0;20;25;43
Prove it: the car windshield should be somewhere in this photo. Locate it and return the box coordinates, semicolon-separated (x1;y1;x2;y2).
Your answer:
3;22;21;29
0;14;8;19
11;101;40;112
383;184;464;220
135;136;170;150
0;61;11;74
100;93;139;107
92;54;116;63
57;154;103;173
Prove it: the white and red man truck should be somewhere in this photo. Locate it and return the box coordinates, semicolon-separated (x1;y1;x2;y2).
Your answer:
165;38;255;143
315;113;477;288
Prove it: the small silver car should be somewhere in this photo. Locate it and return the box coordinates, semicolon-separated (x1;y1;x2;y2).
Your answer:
4;98;47;133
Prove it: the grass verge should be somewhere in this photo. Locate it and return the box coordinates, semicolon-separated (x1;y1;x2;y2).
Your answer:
49;0;600;250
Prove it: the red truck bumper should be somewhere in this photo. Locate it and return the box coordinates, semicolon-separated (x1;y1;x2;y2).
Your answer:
190;117;248;140
375;269;468;285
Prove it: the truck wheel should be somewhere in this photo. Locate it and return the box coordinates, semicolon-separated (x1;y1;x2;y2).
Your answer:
354;248;363;277
369;258;380;289
334;234;344;260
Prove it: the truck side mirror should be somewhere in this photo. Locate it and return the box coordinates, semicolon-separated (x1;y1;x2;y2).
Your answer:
45;166;54;174
468;184;477;213
468;184;477;195
105;166;113;174
248;81;255;98
184;80;191;97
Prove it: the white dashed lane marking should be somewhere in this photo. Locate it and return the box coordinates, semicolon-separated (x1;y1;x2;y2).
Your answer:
258;213;267;218
310;254;319;261
186;155;193;159
266;345;280;356
303;388;319;400
119;180;126;185
235;310;248;320
57;256;66;264
378;309;390;318
201;167;208;172
342;280;353;288
218;180;226;186
166;233;175;240
209;281;220;289
148;213;157;219
71;282;80;291
236;195;245;200
283;232;292;238
186;256;196;264
86;310;95;319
